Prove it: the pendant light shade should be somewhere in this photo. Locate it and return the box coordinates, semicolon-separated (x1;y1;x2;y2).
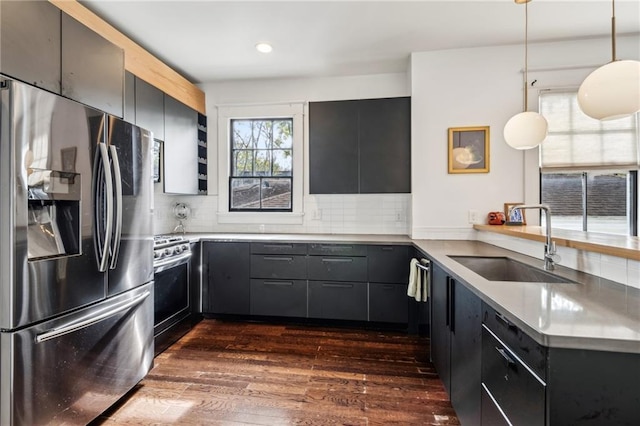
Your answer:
578;60;640;121
504;111;549;150
577;0;640;121
504;0;548;150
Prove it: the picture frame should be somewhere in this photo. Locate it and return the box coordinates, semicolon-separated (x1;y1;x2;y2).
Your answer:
448;126;490;174
152;140;162;183
504;202;526;225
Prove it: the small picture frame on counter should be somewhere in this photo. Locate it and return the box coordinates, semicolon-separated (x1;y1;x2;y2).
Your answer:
448;126;490;174
504;202;526;225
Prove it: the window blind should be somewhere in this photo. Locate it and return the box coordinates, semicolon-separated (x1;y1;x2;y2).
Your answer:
539;90;639;170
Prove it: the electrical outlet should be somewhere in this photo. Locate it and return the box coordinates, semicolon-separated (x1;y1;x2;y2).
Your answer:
312;209;322;220
468;209;480;224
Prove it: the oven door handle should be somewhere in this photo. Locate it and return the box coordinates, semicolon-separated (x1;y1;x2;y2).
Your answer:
154;252;192;272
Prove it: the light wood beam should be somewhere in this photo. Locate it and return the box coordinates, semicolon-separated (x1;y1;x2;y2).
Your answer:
49;0;206;114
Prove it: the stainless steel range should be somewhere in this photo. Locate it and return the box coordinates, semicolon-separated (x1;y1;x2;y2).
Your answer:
152;235;194;355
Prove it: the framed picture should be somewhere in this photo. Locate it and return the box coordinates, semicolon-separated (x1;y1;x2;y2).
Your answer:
152;140;162;183
448;126;490;174
504;202;526;225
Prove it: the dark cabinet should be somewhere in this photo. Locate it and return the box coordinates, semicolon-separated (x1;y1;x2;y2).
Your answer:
358;98;411;193
307;256;367;282
164;94;199;194
309;100;359;194
124;71;136;123
368;245;411;324
430;263;482;426
249;243;307;318
369;283;408;323
0;0;61;93
250;280;307;318
309;97;411;194
135;77;164;140
308;281;368;321
367;245;411;283
61;13;124;117
204;242;250;315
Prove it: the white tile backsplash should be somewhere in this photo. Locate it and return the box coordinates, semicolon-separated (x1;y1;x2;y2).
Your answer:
153;190;411;236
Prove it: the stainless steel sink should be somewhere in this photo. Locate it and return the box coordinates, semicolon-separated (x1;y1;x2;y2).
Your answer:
448;256;575;283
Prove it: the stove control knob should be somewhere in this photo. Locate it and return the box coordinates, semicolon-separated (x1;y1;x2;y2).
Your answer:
181;244;189;253
154;250;162;259
164;248;172;256
174;245;183;254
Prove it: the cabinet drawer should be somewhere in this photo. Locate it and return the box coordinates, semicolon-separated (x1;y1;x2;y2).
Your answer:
367;245;411;283
482;326;545;426
251;254;307;279
482;302;547;380
308;281;367;321
369;283;408;323
250;279;307;318
481;384;510;426
307;256;367;282
251;242;307;255
308;243;367;256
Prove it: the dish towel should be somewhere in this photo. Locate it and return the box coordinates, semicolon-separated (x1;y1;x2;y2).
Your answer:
408;258;429;302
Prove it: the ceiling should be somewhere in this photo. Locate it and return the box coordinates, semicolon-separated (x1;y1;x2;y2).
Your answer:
80;0;640;84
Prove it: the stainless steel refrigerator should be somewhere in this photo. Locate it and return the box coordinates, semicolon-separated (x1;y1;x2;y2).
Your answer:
0;77;154;425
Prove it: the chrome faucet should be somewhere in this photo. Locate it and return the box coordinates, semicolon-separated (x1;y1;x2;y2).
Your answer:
510;204;560;271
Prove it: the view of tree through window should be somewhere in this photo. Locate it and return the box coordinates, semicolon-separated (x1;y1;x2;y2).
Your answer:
230;118;293;211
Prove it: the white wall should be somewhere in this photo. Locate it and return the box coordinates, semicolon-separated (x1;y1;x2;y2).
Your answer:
410;34;640;239
154;72;412;235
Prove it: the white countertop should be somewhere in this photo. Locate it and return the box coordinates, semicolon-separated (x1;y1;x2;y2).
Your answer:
413;240;640;354
183;233;640;354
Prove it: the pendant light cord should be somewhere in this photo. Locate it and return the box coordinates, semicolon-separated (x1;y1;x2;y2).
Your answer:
611;0;616;62
523;1;529;112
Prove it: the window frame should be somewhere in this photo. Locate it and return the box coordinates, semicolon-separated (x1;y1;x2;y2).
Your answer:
216;103;304;225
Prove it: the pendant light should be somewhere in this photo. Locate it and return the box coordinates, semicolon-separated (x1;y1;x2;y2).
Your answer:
504;0;548;150
577;0;640;121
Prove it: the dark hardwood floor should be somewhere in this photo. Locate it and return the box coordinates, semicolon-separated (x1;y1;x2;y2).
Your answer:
94;320;460;425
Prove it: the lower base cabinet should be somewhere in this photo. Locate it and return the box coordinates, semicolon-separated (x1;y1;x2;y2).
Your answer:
308;281;368;321
204;242;250;315
250;279;307;317
369;282;408;323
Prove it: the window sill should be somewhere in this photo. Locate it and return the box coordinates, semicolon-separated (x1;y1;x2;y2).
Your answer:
473;225;640;261
217;212;304;225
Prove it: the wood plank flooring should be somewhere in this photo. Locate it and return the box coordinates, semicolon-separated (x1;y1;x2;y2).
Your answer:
93;320;460;425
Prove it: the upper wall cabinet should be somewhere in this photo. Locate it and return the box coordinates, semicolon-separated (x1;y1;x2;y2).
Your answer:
124;71;136;123
164;94;199;195
309;97;411;194
0;0;61;93
61;13;124;117
134;77;164;141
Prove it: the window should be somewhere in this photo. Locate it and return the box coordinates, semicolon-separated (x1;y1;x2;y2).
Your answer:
217;103;303;224
539;91;639;236
229;118;293;211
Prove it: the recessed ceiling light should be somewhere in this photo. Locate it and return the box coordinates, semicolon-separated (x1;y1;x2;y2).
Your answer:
255;42;273;54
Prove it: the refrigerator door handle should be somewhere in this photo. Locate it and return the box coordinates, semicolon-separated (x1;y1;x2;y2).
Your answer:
35;290;151;343
98;142;114;272
109;145;123;270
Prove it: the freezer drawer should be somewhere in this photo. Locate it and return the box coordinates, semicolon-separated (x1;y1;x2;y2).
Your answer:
0;283;154;426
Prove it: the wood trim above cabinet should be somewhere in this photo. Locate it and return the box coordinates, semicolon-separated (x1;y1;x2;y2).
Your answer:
49;0;205;115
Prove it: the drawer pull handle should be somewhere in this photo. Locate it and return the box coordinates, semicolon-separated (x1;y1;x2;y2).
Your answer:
264;244;293;249
322;283;353;289
320;245;352;250
496;347;516;367
495;312;518;333
264;256;293;262
381;246;394;251
322;258;353;263
264;281;294;286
